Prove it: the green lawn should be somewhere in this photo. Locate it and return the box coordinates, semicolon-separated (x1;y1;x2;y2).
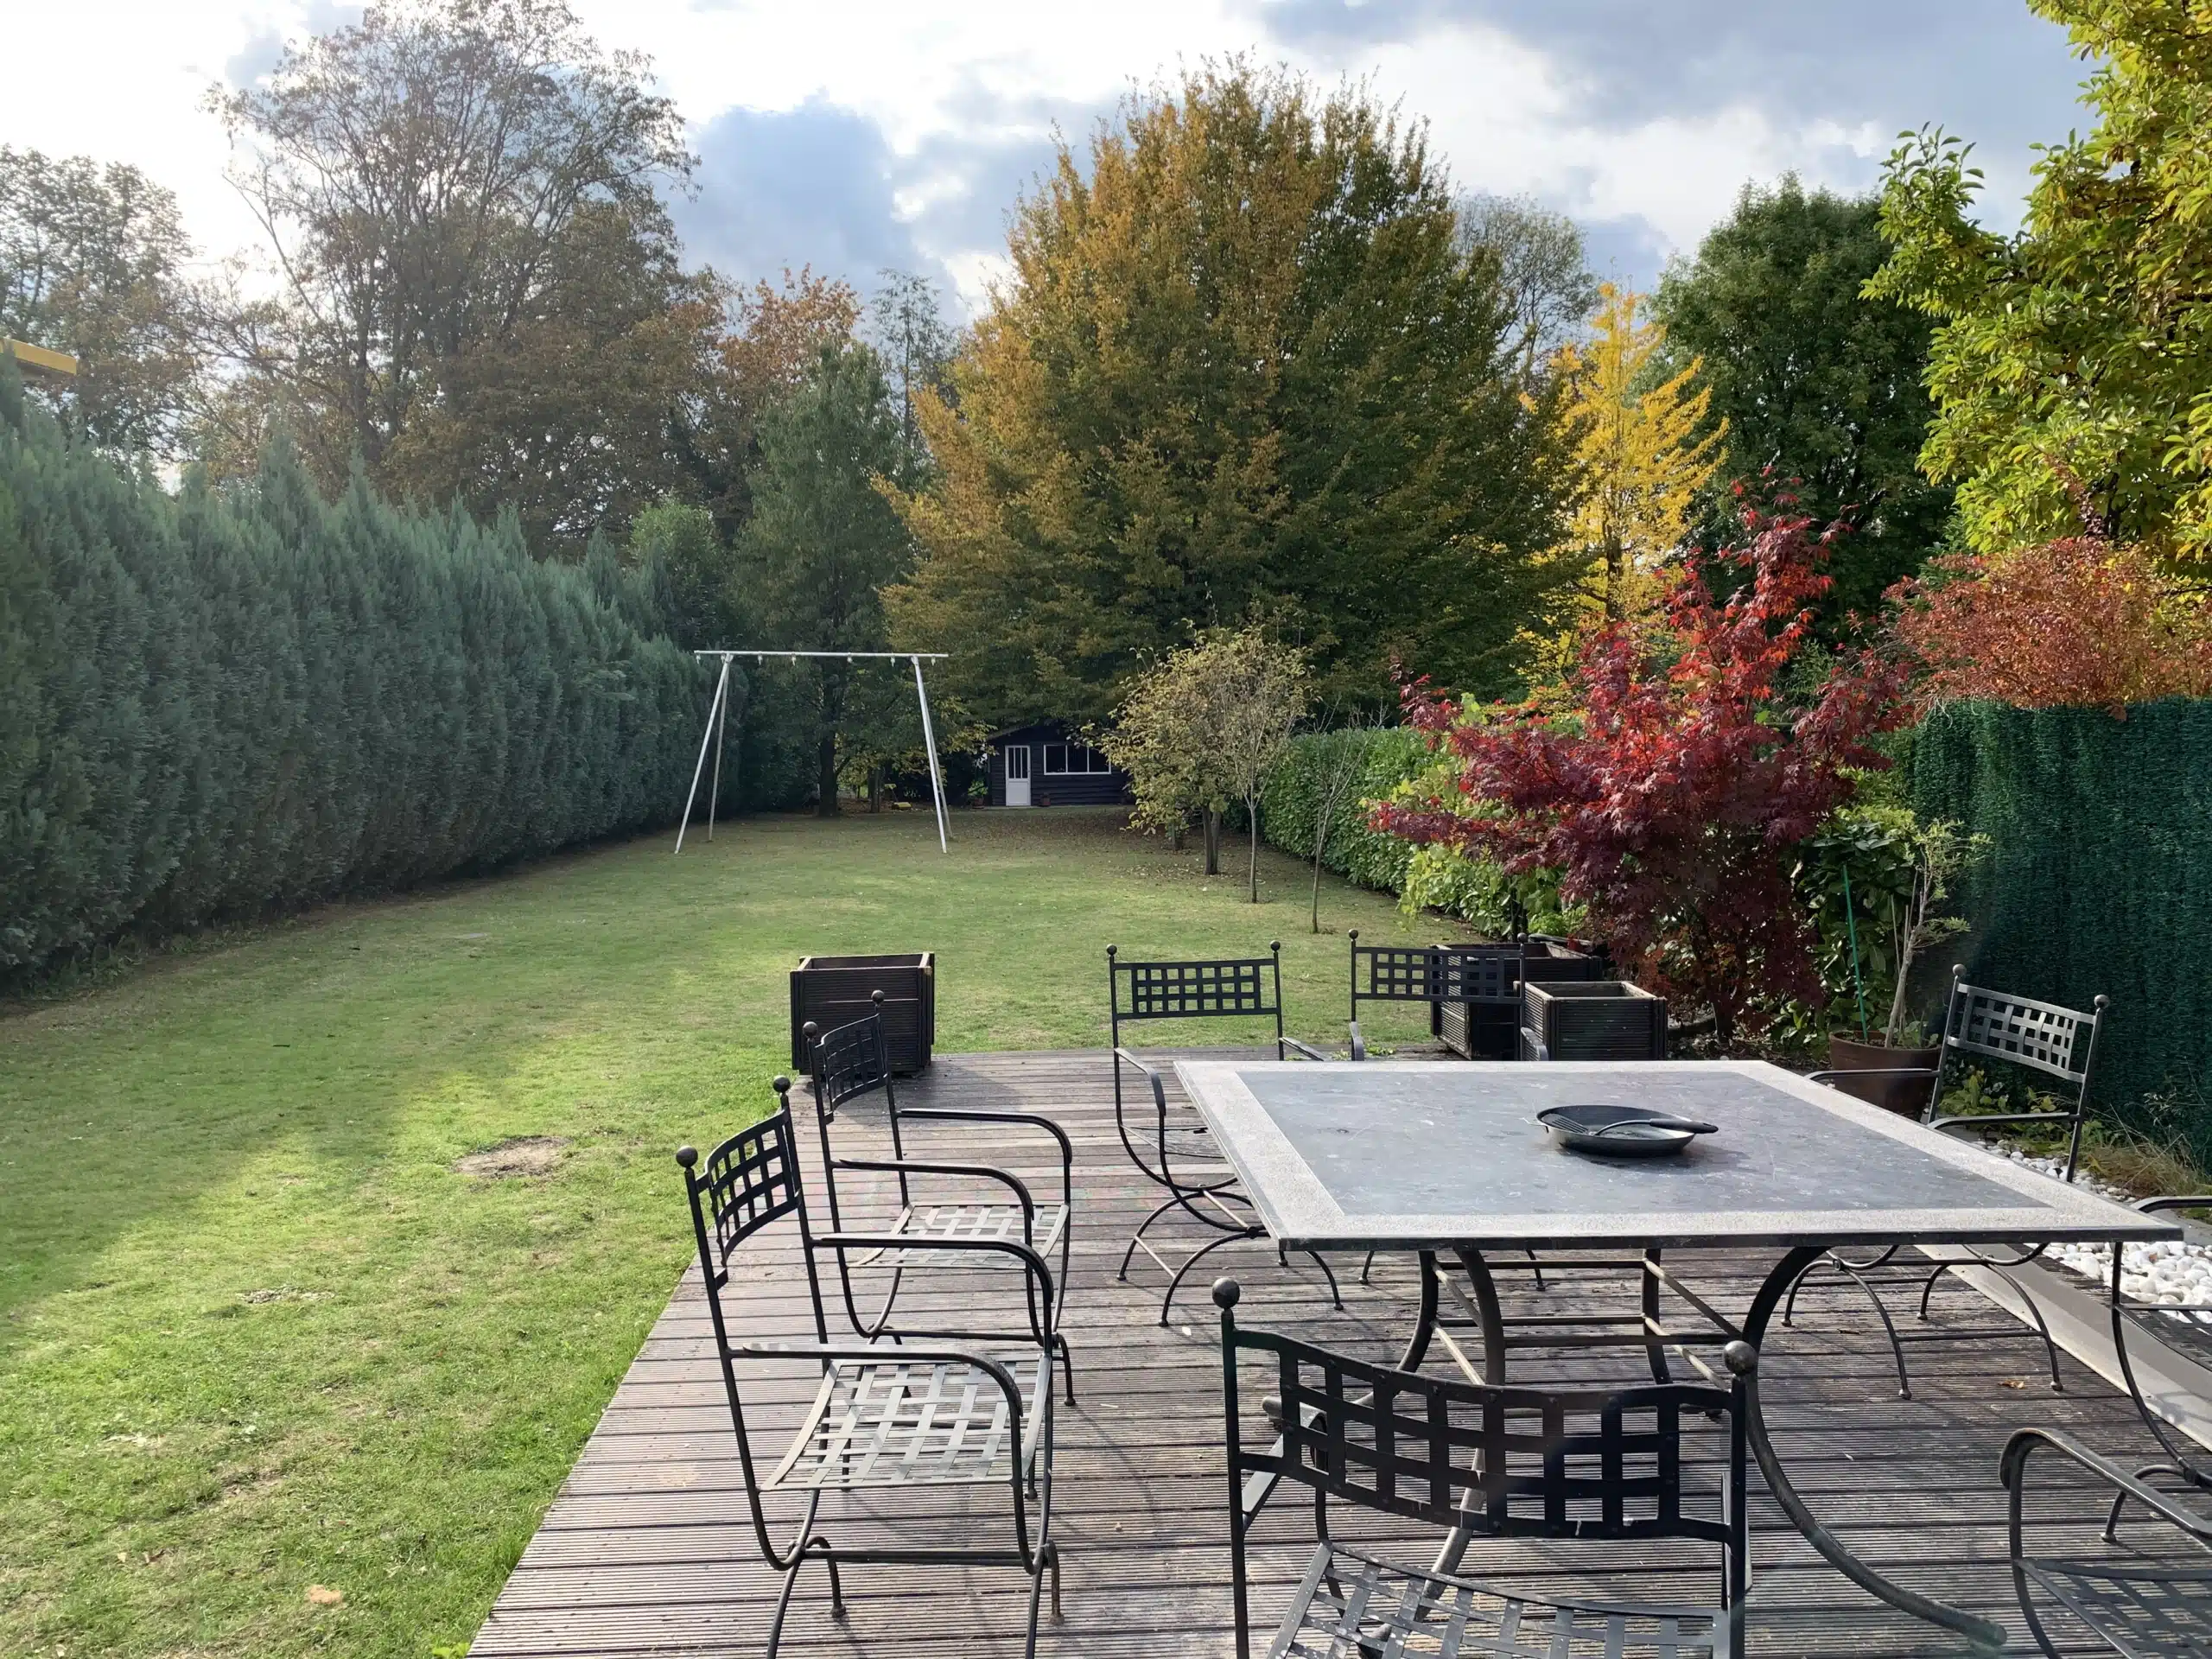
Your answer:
0;807;1463;1658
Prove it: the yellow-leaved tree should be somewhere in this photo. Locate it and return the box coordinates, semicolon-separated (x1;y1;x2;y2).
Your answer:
1541;284;1725;652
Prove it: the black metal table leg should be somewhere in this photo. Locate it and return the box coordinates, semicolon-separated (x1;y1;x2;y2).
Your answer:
1740;1244;2007;1651
1395;1249;1442;1374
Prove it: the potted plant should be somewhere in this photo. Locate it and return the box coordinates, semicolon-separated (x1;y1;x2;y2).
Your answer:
1822;815;1985;1116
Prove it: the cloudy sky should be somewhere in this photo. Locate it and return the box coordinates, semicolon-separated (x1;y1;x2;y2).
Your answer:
10;1;2092;312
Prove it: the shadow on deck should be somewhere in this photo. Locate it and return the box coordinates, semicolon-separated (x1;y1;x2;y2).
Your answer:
472;1050;2180;1658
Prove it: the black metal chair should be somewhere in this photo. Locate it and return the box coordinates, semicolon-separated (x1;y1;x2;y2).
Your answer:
1789;969;2111;1398
677;1082;1061;1657
804;993;1076;1402
1345;931;1605;1059
1107;942;1343;1325
2001;1198;2212;1658
1215;1278;1754;1659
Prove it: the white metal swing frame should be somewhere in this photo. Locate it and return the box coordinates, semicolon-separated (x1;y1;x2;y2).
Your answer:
676;651;951;855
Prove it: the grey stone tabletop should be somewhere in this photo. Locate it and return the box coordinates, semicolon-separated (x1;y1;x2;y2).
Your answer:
1172;1058;2179;1254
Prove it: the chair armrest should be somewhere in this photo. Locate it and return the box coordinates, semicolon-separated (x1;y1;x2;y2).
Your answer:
2137;1195;2212;1214
1282;1037;1331;1062
816;1231;1059;1340
1113;1046;1170;1111
1347;1020;1366;1062
1521;1027;1549;1062
1808;1067;1941;1084
732;1340;1030;1414
1930;1109;2082;1138
894;1107;1075;1172
2003;1426;2212;1544
830;1156;1037;1223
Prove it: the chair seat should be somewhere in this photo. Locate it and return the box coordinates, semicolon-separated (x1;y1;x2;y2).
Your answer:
2019;1555;2212;1656
1268;1543;1731;1659
850;1199;1069;1268
768;1351;1052;1492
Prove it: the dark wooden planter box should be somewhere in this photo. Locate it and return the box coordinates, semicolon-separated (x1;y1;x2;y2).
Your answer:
790;952;936;1074
1519;979;1667;1061
1437;941;1604;1059
1826;1035;1941;1117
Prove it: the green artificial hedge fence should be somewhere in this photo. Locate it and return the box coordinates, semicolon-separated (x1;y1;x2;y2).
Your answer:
0;373;705;976
1910;699;2212;1157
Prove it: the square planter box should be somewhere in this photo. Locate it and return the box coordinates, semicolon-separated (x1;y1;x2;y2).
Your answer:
1520;978;1667;1061
790;952;936;1075
1436;941;1604;1059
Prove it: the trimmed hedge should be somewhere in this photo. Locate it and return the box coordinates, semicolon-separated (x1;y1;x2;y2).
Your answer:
1910;699;2212;1155
1259;728;1430;893
0;375;704;975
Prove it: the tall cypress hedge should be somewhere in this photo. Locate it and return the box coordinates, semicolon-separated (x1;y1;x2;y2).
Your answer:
0;372;704;976
1910;699;2212;1155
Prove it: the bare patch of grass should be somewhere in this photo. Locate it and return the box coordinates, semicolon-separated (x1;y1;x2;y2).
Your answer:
451;1136;570;1179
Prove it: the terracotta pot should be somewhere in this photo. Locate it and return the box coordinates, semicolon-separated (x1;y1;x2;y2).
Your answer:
1826;1035;1941;1117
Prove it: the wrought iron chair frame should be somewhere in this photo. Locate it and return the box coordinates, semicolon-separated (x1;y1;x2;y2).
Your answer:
1344;930;1523;1060
804;995;1077;1402
1792;968;2110;1398
1214;1277;1753;1659
1107;942;1341;1325
2001;1215;2212;1657
677;1082;1061;1657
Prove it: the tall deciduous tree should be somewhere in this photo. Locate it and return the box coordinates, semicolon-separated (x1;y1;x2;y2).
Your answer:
1869;2;2212;560
206;0;708;549
0;148;205;456
741;342;912;816
886;64;1569;726
1546;284;1724;642
1656;177;1948;620
1456;194;1598;383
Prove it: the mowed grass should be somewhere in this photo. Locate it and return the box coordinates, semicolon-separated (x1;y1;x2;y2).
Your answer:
0;807;1463;1658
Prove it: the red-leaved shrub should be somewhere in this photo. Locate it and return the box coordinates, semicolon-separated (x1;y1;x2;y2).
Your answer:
1376;511;1910;1051
1889;539;2212;715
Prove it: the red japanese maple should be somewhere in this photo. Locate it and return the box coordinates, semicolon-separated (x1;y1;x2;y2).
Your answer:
1376;510;1910;1051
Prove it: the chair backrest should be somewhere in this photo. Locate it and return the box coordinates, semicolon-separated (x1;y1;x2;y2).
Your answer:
1348;931;1591;1018
1217;1282;1745;1547
677;1082;829;1347
1108;943;1287;1053
805;995;896;1120
1941;970;2107;1097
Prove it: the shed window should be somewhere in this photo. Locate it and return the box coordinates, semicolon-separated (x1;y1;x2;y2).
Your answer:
1042;744;1112;775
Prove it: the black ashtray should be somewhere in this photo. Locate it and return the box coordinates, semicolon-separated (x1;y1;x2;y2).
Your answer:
1536;1103;1719;1158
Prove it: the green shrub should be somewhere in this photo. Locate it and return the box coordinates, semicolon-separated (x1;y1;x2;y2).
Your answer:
0;372;704;975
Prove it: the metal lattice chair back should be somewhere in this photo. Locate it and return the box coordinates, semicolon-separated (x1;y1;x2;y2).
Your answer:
1120;957;1276;1020
808;1001;893;1119
682;1098;816;1293
1946;980;2101;1087
1238;1317;1742;1548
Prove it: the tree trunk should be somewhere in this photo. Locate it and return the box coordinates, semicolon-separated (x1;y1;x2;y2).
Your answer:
1310;828;1328;933
1203;808;1221;875
868;764;883;813
1248;797;1260;902
816;731;840;817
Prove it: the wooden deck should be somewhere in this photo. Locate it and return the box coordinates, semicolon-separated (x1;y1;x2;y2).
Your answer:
473;1050;2187;1658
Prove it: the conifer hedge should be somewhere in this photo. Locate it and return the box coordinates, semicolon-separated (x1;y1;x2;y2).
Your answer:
1260;728;1431;894
1910;699;2212;1156
0;373;703;976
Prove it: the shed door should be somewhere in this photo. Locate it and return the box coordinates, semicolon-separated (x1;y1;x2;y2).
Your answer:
1004;744;1032;807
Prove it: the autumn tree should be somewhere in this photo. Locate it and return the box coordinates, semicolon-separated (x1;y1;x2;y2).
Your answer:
886;63;1569;727
0;148;205;455
741;342;913;815
205;0;709;548
1379;509;1910;1051
1869;3;2212;560
1656;177;1948;621
1540;284;1724;651
1891;537;2212;711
